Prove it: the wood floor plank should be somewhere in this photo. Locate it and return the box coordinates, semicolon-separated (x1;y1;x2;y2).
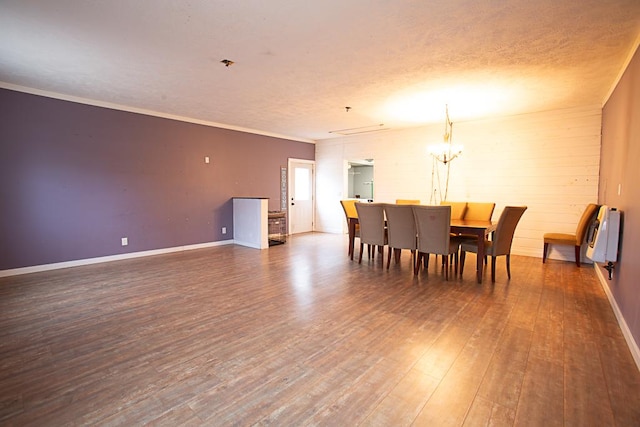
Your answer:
413;282;518;426
514;356;564;426
464;395;516;426
0;233;638;426
475;324;532;411
564;338;615;425
305;355;409;425
596;334;640;426
360;367;440;426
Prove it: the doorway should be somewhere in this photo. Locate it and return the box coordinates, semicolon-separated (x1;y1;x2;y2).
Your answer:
288;159;315;234
347;159;374;201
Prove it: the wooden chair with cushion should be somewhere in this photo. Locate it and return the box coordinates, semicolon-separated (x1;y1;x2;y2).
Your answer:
412;205;460;279
340;199;360;259
543;203;599;267
383;203;417;270
463;202;496;221
396;199;421;205
440;201;467;220
458;202;496;264
460;206;527;282
355;202;387;265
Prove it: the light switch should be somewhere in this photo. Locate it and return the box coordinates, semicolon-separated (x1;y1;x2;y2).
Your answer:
205;156;210;164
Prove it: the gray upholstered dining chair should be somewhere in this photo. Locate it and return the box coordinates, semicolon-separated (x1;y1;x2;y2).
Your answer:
383;203;417;269
460;206;527;282
439;201;467;266
412;205;460;279
354;202;387;265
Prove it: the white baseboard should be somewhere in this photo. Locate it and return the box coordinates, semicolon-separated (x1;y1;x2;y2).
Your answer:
594;264;640;371
0;239;235;278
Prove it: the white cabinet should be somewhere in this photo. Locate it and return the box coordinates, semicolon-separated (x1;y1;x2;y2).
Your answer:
233;198;269;249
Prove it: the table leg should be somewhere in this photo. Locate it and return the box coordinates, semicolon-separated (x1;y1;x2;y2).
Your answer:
348;218;356;260
475;230;484;283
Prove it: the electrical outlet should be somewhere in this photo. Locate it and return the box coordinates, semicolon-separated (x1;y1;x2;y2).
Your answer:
121;237;128;246
222;227;227;234
205;156;210;164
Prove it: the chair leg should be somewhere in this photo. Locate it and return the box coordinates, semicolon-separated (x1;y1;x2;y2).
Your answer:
574;245;581;267
491;256;496;282
444;254;449;281
543;242;549;263
387;247;392;269
454;253;458;276
506;254;511;279
460;250;466;275
358;243;364;264
444;254;455;271
414;252;422;275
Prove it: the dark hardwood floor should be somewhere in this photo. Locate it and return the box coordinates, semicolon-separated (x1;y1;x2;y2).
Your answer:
1;232;639;426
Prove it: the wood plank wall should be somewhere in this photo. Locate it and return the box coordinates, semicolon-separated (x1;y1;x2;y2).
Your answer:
315;105;602;260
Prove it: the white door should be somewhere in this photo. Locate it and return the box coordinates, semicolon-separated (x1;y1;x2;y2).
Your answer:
288;159;314;234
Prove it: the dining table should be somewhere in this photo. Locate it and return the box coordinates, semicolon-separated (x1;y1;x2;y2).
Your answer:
347;217;496;284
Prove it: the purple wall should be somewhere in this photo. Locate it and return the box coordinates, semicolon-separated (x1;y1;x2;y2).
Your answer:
600;45;640;349
0;89;314;270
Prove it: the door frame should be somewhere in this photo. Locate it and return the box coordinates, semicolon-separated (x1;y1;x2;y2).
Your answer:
287;158;316;234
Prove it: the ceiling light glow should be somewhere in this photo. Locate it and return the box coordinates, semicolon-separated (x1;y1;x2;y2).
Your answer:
382;81;525;124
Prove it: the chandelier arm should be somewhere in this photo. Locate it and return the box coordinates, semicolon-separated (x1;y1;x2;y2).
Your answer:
444;159;451;201
436;159;442;203
430;156;436;204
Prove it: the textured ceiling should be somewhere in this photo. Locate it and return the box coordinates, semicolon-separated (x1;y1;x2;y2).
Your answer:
1;0;639;142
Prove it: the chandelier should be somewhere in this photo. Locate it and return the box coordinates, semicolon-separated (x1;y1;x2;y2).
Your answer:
428;105;463;203
428;105;463;164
